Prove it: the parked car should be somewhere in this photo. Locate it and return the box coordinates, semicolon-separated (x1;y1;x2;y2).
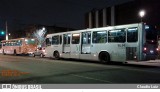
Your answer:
32;47;45;57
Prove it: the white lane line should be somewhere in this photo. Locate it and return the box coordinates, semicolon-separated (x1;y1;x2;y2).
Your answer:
71;74;113;83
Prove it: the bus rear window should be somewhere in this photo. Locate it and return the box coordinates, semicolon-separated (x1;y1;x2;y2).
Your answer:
127;27;138;42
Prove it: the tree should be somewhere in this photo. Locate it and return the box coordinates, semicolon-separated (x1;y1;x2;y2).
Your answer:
33;27;47;47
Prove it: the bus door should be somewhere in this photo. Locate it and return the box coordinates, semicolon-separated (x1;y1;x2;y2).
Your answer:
80;32;91;60
62;34;71;58
70;33;80;59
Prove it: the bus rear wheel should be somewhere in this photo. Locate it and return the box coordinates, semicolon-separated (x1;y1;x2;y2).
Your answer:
13;50;17;56
99;52;110;63
54;51;60;60
3;50;6;55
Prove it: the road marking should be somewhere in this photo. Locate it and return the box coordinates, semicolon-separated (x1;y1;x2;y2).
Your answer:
71;74;113;83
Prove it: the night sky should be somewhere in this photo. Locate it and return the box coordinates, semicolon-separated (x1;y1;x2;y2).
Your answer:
0;0;132;31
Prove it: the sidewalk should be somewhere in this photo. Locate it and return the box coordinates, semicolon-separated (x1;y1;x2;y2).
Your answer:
127;60;160;67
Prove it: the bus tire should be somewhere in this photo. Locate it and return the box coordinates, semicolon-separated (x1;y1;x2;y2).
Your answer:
33;53;35;57
3;49;6;55
13;50;17;56
54;51;60;60
99;52;110;63
40;53;44;58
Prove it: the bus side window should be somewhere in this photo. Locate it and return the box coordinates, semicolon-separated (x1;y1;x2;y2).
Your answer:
63;34;71;45
72;33;80;44
92;31;107;43
16;40;22;46
108;29;126;42
82;32;91;44
46;38;51;46
127;27;138;42
60;35;62;44
52;35;59;45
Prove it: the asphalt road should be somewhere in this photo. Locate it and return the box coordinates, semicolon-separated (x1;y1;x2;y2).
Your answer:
0;54;160;84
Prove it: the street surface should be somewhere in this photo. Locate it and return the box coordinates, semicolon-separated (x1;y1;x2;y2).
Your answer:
0;54;160;83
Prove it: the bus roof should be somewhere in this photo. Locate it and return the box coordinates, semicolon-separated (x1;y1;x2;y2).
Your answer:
1;38;36;42
46;23;142;38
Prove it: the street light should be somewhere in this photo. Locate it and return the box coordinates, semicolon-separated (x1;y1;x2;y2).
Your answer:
42;27;45;31
139;10;146;22
1;31;5;35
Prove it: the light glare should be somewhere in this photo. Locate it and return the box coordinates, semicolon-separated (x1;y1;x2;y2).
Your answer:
139;10;145;17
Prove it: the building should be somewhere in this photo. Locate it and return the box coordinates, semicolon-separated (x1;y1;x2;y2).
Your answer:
85;0;160;28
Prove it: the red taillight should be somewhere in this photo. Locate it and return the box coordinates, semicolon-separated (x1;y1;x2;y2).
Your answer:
144;47;147;51
143;47;147;53
156;48;159;51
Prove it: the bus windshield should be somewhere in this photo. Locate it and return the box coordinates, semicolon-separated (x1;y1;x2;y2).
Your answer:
145;25;157;44
25;39;37;45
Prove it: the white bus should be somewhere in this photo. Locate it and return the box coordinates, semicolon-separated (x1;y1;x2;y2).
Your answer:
44;23;158;63
1;38;37;55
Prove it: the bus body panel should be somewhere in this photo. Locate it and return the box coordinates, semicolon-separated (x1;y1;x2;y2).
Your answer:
45;45;53;57
44;23;157;62
91;43;126;62
70;44;80;59
1;38;37;55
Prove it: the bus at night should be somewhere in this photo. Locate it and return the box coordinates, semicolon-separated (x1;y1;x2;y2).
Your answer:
44;23;158;63
1;38;37;55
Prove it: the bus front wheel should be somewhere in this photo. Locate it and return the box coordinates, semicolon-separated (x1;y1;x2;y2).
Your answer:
99;52;110;63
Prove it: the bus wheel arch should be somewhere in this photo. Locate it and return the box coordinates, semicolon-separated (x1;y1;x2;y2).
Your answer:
99;51;110;63
53;51;60;60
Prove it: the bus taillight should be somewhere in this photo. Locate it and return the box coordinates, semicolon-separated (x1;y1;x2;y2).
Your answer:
144;47;147;51
143;47;147;53
156;48;159;51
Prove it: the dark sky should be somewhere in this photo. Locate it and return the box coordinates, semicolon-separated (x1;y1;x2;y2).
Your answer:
0;0;132;31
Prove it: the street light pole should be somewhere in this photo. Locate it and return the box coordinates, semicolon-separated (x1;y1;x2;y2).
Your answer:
5;21;8;40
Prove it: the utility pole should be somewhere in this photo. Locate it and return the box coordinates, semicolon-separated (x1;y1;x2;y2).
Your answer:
5;21;8;40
